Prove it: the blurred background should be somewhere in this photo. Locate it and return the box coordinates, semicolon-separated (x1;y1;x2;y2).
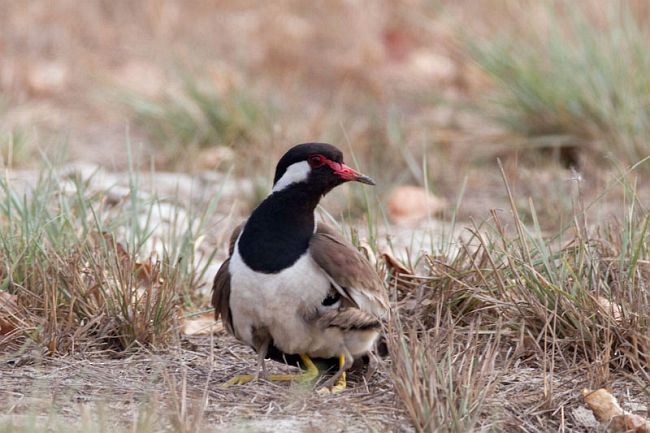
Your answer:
1;0;649;226
2;4;649;430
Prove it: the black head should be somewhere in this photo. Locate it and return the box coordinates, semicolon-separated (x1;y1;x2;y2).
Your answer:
272;143;374;195
238;143;375;273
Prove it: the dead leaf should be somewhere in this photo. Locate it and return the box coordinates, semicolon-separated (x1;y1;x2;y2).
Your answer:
358;240;377;265
609;414;650;433
381;251;411;276
27;61;69;95
115;60;165;97
595;296;623;323
386;186;447;225
27;62;69;96
183;312;224;336
101;232;160;287
101;232;130;263
583;388;650;432
408;50;457;82
134;259;158;285
583;388;624;422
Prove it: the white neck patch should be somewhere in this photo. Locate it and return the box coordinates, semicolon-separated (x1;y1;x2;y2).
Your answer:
272;161;311;193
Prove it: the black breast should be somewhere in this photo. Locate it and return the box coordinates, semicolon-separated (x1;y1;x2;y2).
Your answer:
237;185;318;273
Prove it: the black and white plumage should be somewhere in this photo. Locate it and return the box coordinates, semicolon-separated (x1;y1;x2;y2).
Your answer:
212;143;388;391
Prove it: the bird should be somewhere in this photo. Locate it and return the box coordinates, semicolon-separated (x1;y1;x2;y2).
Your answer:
212;142;389;392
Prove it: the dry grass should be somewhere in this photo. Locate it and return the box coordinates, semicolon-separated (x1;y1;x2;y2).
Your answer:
385;163;649;432
0;158;648;432
1;1;650;432
388;315;503;432
469;1;650;168
0;163;220;354
0;334;407;432
120;71;273;168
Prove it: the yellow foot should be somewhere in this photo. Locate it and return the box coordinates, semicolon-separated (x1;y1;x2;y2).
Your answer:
331;371;347;393
318;353;348;394
222;374;255;388
263;354;320;384
222;354;320;388
317;371;347;394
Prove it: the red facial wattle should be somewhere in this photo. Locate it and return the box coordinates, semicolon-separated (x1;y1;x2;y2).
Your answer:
324;159;375;185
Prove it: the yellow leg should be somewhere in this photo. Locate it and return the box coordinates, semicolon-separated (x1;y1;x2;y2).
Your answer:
330;353;347;393
317;353;348;394
222;374;255;387
263;354;320;383
222;354;320;388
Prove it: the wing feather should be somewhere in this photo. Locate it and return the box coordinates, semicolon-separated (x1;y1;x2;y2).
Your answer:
211;223;243;336
310;223;389;318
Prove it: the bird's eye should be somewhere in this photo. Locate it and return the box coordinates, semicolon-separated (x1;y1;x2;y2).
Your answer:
308;155;325;168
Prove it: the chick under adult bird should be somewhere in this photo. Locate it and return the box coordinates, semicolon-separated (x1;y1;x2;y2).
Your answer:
212;143;389;392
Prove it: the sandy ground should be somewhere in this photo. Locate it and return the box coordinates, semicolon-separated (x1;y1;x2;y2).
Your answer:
1;334;408;432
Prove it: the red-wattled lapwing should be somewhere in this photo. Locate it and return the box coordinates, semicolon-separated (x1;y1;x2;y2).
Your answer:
212;143;389;392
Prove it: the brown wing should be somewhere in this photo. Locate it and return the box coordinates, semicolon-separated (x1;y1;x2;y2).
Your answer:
310;223;389;318
211;223;243;336
318;308;381;331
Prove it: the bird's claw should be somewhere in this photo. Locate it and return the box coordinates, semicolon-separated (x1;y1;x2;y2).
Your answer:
221;374;255;388
316;383;345;395
317;372;347;394
222;354;324;389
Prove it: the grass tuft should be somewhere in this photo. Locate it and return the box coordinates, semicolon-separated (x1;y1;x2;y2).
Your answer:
388;312;502;433
0;160;219;353
469;2;650;168
122;71;272;167
387;162;649;430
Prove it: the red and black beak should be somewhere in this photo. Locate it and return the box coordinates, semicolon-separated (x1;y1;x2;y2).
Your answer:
327;161;375;185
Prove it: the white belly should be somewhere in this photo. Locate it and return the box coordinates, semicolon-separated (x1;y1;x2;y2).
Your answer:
228;244;332;355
